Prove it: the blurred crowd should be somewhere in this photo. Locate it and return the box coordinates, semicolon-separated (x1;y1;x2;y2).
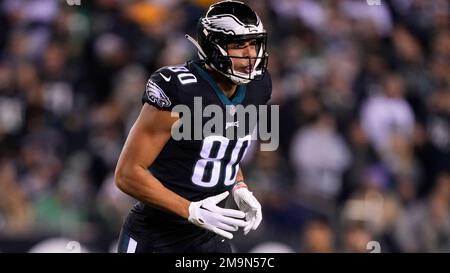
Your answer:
0;0;449;252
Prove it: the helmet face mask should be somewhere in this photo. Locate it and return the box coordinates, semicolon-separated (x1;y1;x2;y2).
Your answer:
195;1;269;85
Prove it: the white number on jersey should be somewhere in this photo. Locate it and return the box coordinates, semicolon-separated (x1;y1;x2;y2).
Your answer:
192;135;251;187
168;66;197;85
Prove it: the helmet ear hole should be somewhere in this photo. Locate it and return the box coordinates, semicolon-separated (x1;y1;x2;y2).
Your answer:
192;0;269;85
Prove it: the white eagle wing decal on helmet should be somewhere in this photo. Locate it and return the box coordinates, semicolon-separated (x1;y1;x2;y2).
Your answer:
202;14;261;35
145;79;172;108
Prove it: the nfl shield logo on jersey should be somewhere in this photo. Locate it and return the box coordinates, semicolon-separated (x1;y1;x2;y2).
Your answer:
228;105;236;116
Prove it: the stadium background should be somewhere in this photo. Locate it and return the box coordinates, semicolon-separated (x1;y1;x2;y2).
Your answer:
0;0;449;253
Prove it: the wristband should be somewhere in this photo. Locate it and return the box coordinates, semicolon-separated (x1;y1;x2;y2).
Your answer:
233;181;248;191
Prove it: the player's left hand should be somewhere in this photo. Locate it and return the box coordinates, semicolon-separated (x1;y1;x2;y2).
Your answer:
232;182;262;235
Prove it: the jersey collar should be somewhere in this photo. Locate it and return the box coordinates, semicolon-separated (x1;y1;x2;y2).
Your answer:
192;62;246;107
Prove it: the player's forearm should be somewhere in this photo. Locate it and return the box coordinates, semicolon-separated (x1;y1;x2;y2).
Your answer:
234;167;249;192
115;165;190;219
236;167;245;183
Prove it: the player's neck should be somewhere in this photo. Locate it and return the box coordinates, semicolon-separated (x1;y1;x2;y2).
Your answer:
217;79;237;98
205;65;237;98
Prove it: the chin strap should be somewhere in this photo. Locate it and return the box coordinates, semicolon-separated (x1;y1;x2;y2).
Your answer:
185;34;207;61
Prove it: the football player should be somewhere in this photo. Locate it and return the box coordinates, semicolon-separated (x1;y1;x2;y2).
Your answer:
115;0;271;253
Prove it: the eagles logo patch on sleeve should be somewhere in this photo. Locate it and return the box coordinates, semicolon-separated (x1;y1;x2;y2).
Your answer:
145;79;172;108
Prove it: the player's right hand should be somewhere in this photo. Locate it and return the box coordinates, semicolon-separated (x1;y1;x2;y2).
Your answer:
188;191;248;240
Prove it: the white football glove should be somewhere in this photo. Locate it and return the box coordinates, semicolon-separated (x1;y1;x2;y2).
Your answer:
232;182;262;235
188;191;248;240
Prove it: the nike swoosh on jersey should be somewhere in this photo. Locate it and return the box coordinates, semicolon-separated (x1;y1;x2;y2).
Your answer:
160;73;171;82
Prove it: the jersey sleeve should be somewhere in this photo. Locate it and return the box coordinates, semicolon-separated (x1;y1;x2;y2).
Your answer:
141;68;179;111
